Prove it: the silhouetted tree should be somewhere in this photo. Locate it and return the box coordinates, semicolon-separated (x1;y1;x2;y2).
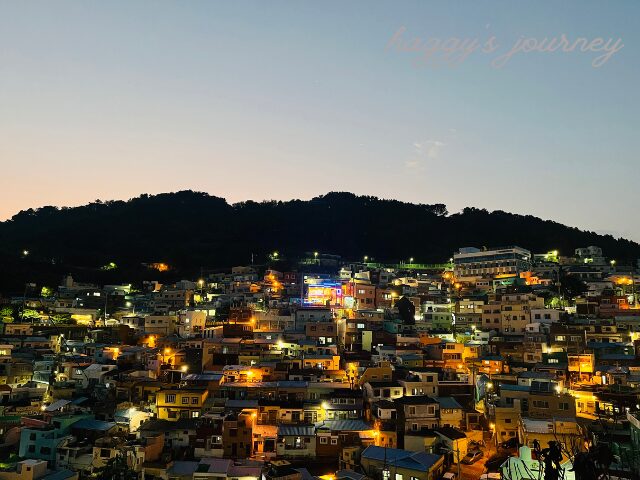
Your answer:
93;453;138;480
396;296;415;325
559;273;588;299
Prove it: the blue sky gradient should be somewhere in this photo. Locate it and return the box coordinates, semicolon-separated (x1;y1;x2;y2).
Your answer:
0;1;638;240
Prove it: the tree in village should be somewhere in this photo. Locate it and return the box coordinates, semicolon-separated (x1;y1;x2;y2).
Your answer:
93;452;138;480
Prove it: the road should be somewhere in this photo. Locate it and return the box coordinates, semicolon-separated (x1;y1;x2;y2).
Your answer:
446;439;496;480
458;458;487;480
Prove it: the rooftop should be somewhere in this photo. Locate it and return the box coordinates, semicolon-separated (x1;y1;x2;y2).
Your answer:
361;446;442;472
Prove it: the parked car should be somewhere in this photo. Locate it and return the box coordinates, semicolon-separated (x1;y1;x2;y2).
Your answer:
500;437;520;450
442;473;457;480
485;453;511;471
461;450;484;464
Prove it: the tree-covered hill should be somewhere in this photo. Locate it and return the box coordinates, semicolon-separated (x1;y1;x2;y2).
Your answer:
0;190;637;294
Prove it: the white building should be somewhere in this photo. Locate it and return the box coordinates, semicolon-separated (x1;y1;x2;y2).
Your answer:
453;246;532;278
575;246;606;265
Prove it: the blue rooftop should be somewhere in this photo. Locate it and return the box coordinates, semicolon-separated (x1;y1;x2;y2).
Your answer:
361;446;442;472
434;397;463;409
587;341;629;348
499;384;530;392
600;354;635;360
316;419;372;432
71;418;115;431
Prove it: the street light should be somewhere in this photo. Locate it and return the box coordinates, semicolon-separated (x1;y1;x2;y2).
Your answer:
409;257;414;264
22;250;29;256
364;255;369;262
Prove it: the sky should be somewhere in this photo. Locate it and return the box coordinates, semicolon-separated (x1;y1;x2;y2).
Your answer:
0;1;638;240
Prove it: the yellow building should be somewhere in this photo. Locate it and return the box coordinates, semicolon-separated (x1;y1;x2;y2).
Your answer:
518;418;585;462
482;293;544;334
359;362;393;386
568;353;595;383
156;387;208;420
570;388;616;420
374;428;398;449
302;355;340;370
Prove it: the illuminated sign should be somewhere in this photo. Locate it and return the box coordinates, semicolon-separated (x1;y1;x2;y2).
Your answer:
305;280;344;306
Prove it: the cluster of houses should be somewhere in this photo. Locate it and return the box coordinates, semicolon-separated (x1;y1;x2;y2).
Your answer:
0;245;639;480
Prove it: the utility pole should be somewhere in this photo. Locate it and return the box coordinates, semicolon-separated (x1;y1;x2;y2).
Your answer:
21;283;28;319
103;291;108;323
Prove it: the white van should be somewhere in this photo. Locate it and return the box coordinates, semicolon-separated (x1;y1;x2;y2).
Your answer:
479;474;501;480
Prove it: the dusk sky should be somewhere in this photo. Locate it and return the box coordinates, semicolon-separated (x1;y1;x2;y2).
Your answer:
1;1;638;241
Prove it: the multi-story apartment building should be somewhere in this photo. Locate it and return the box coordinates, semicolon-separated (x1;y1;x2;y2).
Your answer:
395;395;440;434
150;288;193;313
399;370;439;397
481;293;545;334
155;387;208;420
453;246;532;278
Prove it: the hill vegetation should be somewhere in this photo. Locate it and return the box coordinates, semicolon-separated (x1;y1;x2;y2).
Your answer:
0;190;638;294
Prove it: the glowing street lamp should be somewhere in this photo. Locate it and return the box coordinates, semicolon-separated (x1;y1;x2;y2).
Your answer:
163;347;172;365
409;257;414;263
363;255;369;262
